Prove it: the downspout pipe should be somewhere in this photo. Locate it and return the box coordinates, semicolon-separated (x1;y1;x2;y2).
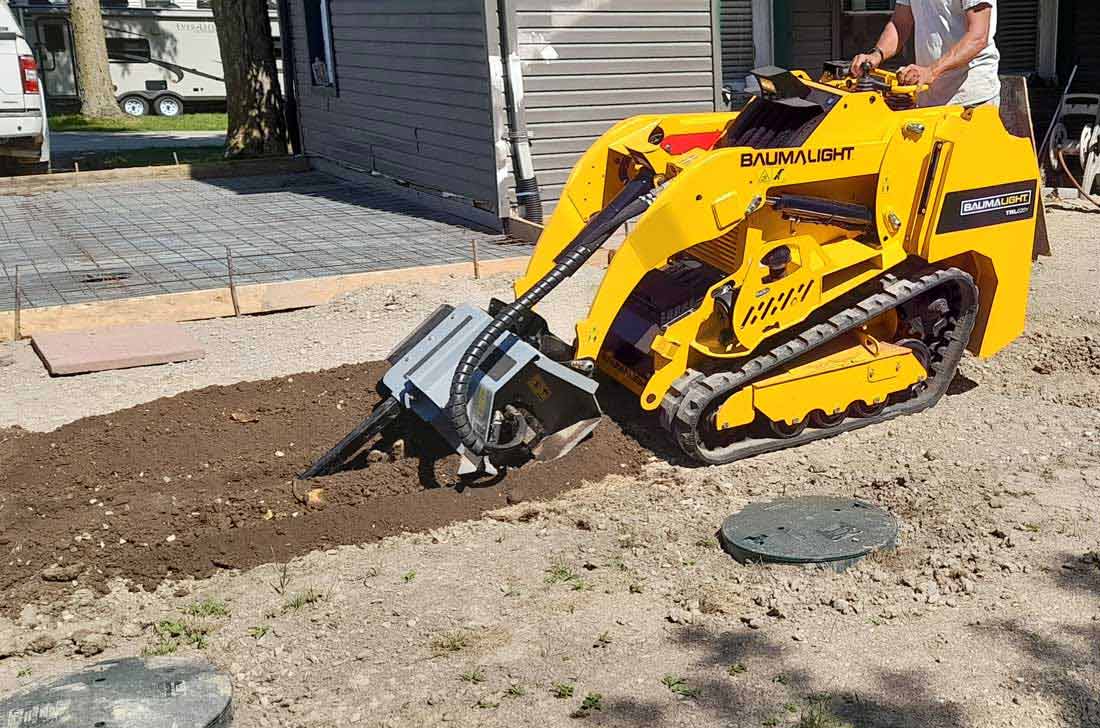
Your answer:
275;0;303;155
496;0;543;224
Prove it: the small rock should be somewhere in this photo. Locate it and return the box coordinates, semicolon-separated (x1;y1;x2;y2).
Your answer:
27;634;57;654
831;598;852;615
667;609;693;625
740;616;762;630
367;450;387;464
41;563;83;582
76;632;109;656
305;488;326;508
988;498;1005;509
391;439;406;460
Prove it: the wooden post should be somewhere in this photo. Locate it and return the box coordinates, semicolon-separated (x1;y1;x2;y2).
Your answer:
471;239;480;280
12;265;21;341
226;247;241;317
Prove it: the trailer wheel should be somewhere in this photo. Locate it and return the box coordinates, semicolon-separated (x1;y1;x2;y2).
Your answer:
120;96;149;117
155;95;184;117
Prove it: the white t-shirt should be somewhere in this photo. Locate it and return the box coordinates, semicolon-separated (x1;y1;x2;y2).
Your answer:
896;0;1001;107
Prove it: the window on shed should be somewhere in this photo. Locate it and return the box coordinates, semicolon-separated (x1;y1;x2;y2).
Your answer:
843;0;894;10
304;0;336;88
995;0;1040;73
106;37;151;63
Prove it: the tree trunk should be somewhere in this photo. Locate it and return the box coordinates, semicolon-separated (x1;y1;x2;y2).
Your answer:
69;0;123;118
211;0;287;158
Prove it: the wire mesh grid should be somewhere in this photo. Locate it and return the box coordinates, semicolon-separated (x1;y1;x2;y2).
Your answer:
0;172;532;312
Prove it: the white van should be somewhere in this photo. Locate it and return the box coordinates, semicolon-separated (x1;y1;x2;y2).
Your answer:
0;3;49;173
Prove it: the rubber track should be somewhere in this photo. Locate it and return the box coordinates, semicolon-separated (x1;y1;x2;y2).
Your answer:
660;267;979;466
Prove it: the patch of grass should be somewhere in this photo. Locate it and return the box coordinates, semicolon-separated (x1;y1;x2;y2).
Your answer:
460;668;485;684
661;674;700;698
476;698;500;709
506;684;526;698
571;692;605;718
283;586;325;612
269;560;292;596
17;667;31;678
247;625;271;640
1021;522;1041;533
727;663;747;676
550;681;575;699
144;619;212;655
570;578;593;592
185;598;229;619
545;560;579;585
798;696;853;728
401;570;417;583
49;112;227;133
71;146;226;172
431;630;470;655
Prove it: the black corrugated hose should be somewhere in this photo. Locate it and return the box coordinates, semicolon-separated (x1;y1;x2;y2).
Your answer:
446;170;657;457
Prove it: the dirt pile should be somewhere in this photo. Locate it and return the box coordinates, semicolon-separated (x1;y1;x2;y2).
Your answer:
0;363;648;612
1028;333;1100;375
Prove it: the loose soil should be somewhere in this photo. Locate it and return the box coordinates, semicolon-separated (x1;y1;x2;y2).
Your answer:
0;210;1097;728
0;362;646;611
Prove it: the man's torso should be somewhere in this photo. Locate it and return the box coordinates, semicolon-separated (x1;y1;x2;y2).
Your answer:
903;0;1001;107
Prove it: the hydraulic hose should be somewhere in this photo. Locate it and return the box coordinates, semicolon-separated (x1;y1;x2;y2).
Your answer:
446;171;657;457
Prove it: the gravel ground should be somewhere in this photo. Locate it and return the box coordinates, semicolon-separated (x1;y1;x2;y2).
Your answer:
0;209;1097;728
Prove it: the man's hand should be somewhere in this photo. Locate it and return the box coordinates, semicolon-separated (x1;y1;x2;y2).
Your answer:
850;53;881;78
897;64;936;87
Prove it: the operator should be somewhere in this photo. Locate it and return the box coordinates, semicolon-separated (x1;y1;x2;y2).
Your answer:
852;0;1000;108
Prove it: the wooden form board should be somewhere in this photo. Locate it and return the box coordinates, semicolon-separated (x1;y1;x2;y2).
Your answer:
1;256;531;342
0;157;311;196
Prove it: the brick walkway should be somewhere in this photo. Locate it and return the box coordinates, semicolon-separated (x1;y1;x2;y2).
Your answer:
0;172;526;310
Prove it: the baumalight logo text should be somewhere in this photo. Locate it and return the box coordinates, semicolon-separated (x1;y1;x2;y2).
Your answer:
960;190;1033;217
739;146;856;168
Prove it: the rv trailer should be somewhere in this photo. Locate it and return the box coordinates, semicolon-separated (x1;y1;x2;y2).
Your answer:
10;0;281;116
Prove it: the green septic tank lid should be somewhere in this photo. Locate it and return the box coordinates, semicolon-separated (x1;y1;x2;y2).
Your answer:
0;656;232;728
719;496;898;572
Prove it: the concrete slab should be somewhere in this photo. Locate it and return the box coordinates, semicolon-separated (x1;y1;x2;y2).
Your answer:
31;322;205;376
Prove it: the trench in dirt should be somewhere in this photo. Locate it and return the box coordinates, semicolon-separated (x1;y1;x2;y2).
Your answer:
0;362;650;613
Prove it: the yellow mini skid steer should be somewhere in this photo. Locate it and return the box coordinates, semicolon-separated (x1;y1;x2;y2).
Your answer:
303;65;1040;477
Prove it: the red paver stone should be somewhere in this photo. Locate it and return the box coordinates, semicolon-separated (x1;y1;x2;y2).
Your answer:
31;323;206;375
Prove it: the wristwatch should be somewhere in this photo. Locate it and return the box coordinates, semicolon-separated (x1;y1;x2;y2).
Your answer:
867;46;886;61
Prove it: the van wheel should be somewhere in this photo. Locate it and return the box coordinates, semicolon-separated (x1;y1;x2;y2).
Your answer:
155;96;183;117
120;96;149;117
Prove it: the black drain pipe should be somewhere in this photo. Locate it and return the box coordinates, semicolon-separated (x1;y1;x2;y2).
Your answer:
274;0;302;155
447;171;656;458
497;0;543;223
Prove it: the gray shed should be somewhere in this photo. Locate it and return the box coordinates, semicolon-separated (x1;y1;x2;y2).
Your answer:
281;0;759;230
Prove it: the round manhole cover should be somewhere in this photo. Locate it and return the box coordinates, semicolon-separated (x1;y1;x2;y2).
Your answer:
0;656;232;728
719;496;898;572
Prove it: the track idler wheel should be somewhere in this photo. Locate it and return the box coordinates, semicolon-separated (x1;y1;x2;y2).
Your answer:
809;409;846;428
768;418;808;439
849;400;887;418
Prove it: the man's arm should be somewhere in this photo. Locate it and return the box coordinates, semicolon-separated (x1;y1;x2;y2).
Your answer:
851;4;915;77
898;3;993;86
